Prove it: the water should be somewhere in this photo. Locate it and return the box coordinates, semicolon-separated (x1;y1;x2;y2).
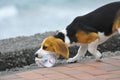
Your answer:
0;0;119;39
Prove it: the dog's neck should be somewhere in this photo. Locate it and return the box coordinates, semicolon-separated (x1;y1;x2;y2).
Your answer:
54;29;70;44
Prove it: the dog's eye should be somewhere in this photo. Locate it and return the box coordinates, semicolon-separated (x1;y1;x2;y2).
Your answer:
43;46;47;49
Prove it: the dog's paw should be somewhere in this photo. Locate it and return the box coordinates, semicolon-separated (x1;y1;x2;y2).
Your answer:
96;55;103;62
67;58;78;63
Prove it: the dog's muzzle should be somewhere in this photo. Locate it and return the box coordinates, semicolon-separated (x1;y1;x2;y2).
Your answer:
35;49;59;59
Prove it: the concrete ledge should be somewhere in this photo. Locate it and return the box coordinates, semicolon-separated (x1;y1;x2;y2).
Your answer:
0;32;120;71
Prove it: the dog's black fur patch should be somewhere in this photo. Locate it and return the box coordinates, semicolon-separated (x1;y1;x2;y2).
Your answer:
54;32;65;42
66;2;120;43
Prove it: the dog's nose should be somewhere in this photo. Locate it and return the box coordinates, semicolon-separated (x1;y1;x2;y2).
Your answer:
35;54;38;57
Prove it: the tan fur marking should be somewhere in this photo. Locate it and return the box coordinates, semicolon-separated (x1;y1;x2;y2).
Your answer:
76;31;99;44
112;10;120;32
41;36;69;59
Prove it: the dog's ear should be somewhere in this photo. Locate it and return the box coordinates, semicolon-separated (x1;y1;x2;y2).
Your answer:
53;38;69;59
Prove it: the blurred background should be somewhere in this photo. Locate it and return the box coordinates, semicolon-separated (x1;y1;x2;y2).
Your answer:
0;0;119;39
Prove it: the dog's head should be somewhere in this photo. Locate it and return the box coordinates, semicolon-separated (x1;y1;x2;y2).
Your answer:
35;36;69;59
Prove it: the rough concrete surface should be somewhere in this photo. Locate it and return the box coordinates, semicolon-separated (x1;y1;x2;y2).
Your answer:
0;31;120;74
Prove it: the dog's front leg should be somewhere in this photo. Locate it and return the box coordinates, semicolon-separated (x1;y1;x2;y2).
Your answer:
67;45;88;63
88;39;102;61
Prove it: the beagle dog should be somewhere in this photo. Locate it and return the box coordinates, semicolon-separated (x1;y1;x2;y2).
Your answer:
35;2;120;63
